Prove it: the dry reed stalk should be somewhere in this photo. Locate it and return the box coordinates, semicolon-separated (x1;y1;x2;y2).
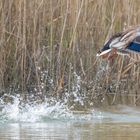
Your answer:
0;0;140;101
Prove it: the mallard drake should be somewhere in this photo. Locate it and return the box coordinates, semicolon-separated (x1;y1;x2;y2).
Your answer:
97;26;140;61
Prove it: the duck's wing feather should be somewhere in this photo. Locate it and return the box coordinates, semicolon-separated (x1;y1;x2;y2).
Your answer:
110;27;138;49
119;36;140;61
109;27;140;61
127;37;140;52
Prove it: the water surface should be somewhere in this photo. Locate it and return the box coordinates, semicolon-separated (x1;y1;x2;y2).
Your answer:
1;121;140;140
0;96;140;140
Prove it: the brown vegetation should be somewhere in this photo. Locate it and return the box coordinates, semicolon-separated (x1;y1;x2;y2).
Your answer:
0;0;140;103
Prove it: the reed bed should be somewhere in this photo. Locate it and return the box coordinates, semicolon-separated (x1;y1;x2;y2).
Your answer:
0;0;140;104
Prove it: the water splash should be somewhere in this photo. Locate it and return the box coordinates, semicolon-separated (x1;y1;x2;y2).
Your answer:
1;95;140;123
1;69;140;123
0;95;72;123
0;93;106;123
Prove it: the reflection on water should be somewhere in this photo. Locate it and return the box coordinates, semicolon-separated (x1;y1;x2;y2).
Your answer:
0;122;140;140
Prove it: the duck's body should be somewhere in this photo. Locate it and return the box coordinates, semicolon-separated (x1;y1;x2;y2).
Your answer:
97;26;140;61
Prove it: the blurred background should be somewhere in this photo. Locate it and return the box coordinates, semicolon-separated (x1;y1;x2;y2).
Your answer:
0;0;140;104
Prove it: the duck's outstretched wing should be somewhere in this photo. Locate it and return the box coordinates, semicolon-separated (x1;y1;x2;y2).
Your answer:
110;27;138;49
110;27;140;61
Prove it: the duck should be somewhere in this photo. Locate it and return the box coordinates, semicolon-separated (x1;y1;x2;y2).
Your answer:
97;26;140;61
